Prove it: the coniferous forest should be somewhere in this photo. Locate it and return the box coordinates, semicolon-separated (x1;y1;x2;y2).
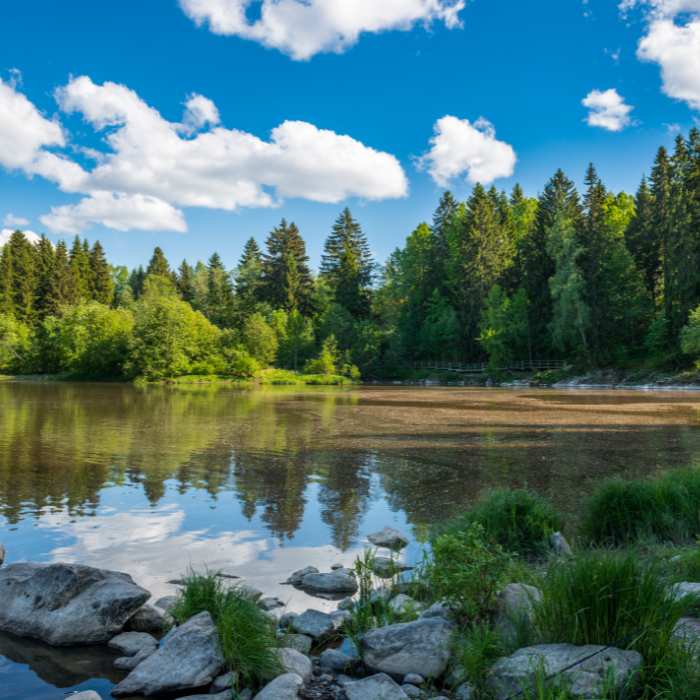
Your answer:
3;130;700;381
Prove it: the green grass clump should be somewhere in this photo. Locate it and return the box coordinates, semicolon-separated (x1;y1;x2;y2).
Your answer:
450;623;506;692
582;468;700;546
443;489;562;558
171;571;281;690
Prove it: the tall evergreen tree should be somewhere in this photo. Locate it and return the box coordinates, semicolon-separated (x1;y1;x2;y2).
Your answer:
235;238;264;321
0;242;14;317
89;241;114;305
146;247;171;279
625;177;660;301
205;252;235;327
50;240;75;309
69;236;91;302
34;236;56;319
4;231;38;323
128;266;146;299
430;191;460;295
176;260;196;304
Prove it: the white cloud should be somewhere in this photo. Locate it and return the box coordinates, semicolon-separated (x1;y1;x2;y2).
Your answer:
419;115;516;186
40;192;187;235
180;93;220;134
179;0;466;60
582;88;634;131
0;229;42;246
3;213;30;227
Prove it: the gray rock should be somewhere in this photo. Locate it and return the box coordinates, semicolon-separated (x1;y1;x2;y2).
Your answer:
280;633;313;654
549;532;573;557
345;673;409;700
174;693;232;700
128;604;171;633
669;582;700;602
420;602;452;620
330;609;352;629
338;597;355;611
108;631;157;656
259;596;285;611
372;557;407;579
361;618;454;679
253;672;303;700
300;570;358;595
279;611;299;629
331;563;343;570
454;682;474;700
291;609;334;640
286;567;319;586
487;644;643;699
68;693;102;700
113;645;154;671
319;648;354;672
277;647;312;681
494;583;542;644
0;544;5;566
238;583;264;601
368;527;409;550
112;611;224;697
210;671;238;693
238;690;253;700
0;562;149;646
388;594;423;616
154;595;178;613
671;617;700;652
403;674;424;685
401;684;422;698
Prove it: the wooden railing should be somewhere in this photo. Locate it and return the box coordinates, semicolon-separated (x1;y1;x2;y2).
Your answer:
413;360;565;373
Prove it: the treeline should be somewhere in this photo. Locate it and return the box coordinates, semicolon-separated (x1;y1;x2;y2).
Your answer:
2;130;700;380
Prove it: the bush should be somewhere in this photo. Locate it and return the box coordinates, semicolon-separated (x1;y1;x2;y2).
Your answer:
444;489;562;558
450;623;506;691
681;305;700;365
582;468;700;546
0;313;32;373
242;313;278;366
304;334;339;375
171;571;280;690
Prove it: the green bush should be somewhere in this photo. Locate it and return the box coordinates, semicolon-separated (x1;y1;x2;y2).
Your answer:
450;623;506;691
0;313;32;373
582;468;700;546
445;489;562;558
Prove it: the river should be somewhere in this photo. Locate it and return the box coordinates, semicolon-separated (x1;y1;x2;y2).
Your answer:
1;381;700;698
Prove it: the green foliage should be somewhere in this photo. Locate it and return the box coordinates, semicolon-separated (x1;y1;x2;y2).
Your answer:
447;489;562;558
220;331;260;378
242;312;278;366
450;623;506;692
479;285;529;371
171;571;281;690
0;313;32;373
304;334;339;375
681;305;700;364
582;468;700;546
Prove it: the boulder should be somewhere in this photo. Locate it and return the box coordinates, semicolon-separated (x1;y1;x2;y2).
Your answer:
211;671;238;693
420;602;452;620
372;557;410;579
487;644;643;699
454;682;475;700
277;647;312;682
285;567;319;586
0;562;150;646
404;674;424;685
338;597;355;611
549;532;573;557
300;570;358;595
290;609;334;640
0;543;5;566
108;632;157;656
344;673;409;700
113;645;154;671
111;611;224;697
280;633;312;654
671;617;700;652
253;672;303;700
388;594;423;616
154;595;178;613
279;611;298;629
669;582;700;602
402;684;422;698
361;618;454;679
368;527;409;550
127;604;171;633
319;648;355;672
174;693;232;700
494;583;542;644
331;609;352;629
259;596;285;611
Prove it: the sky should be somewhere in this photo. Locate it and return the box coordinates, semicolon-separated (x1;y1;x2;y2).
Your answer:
0;0;699;270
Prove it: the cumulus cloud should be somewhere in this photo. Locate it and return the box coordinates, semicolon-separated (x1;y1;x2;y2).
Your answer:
419;115;516;186
3;213;30;227
582;89;634;131
179;0;466;60
180;93;220;134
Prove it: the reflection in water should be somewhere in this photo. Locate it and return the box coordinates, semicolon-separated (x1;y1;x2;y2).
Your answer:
2;382;700;698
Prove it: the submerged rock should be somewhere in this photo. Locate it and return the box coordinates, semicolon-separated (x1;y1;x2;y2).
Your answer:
368;527;409;550
253;672;303;700
487;644;643;699
111;611;224;697
286;567;319;586
344;673;409;700
0;562;149;646
69;693;102;700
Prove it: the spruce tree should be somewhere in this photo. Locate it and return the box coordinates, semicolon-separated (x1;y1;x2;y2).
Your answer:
146;247;171;279
320;208;374;318
235;238;264;322
205;252;235;327
625;177;660;301
51;240;76;309
0;243;14;317
176;260;196;304
89;241;114;305
5;231;38;323
69;236;91;302
34;236;56;319
128;266;146;299
430;191;459;295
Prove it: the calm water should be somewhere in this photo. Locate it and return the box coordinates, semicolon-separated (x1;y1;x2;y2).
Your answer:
2;381;700;698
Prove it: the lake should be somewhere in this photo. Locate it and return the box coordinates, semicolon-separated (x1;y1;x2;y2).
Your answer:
2;381;700;698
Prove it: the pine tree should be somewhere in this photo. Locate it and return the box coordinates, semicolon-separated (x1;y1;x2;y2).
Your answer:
69;236;91;302
89;241;114;305
0;243;14;317
235;238;264;322
320;208;374;318
176;260;196;304
4;231;38;323
34;236;56;319
205;252;235;327
430;191;459;295
625;177;660;301
51;240;75;310
146;247;171;279
128;266;146;299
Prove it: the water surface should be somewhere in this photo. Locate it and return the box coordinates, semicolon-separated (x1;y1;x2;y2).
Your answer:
2;381;700;698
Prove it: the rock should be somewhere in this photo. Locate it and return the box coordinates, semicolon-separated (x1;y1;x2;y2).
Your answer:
361;618;454;679
108;631;157;656
174;693;231;700
259;596;285;611
0;562;150;646
487;644;643;699
345;673;409;700
368;527;409;550
454;682;475;700
300;570;358;595
253;672;303;700
279;611;299;629
549;532;573;557
330;609;352;629
154;595;178;613
404;674;424;685
338;597;355;611
669;582;700;602
331;563;343;570
238;690;253;700
494;583;542;644
0;544;5;566
286;567;319;586
238;584;263;602
127;604;171;633
401;685;422;698
69;693;102;700
388;594;423;616
319;648;354;672
211;671;238;692
281;633;313;654
111;611;224;697
420;602;452;620
671;617;700;652
278;647;312;682
113;645;154;671
372;557;408;579
291;610;334;640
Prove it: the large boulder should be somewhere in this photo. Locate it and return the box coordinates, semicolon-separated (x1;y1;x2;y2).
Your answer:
361;618;454;679
0;563;149;646
253;672;303;700
290;609;334;640
487;644;643;699
669;582;700;603
671;617;700;653
300;569;358;595
285;567;319;586
494;583;542;644
368;527;409;550
344;673;409;700
111;611;224;697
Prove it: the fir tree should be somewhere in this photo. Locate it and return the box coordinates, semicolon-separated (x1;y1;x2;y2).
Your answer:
235;238;264;321
146;247;171;279
625;177;660;301
34;236;56;319
205;252;235;327
129;266;146;299
51;240;76;309
69;236;91;302
176;260;196;304
5;231;38;323
89;241;114;305
0;243;14;317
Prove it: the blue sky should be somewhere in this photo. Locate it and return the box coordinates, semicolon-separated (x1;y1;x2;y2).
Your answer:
0;0;698;270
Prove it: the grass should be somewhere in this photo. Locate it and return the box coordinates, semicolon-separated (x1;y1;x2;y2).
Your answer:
170;571;281;691
256;368;354;385
582;468;700;546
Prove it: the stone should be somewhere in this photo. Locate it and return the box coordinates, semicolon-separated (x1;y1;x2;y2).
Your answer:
174;693;231;700
388;594;423;616
344;673;409;700
278;647;312;682
113;645;154;671
211;671;238;693
0;562;150;646
319;648;354;672
454;682;475;700
401;685;422;698
368;527;409;550
253;672;303;700
68;693;102;700
403;674;424;685
238;584;263;602
286;567;319;586
331;563;344;570
372;557;403;579
420;602;452;620
111;611;224;697
669;582;700;602
108;631;157;656
238;691;253;700
127;604;171;633
330;609;352;629
154;595;178;613
291;609;334;640
671;617;700;652
300;570;358;595
361;618;454;679
279;611;299;629
259;596;285;611
281;633;313;654
549;532;573;557
337;597;355;611
0;544;5;566
487;644;643;700
494;583;542;644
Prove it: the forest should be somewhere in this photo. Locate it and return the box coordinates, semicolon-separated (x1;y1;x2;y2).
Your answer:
2;129;700;382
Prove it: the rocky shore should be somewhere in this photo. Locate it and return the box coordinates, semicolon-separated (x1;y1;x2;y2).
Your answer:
0;528;698;700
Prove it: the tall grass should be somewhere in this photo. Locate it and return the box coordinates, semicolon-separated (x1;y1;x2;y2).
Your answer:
171;571;281;690
582;468;700;546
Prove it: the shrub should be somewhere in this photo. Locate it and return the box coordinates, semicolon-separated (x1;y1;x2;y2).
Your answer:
242;313;278;366
304;334;339;375
445;489;562;558
450;623;506;691
681;305;700;365
0;313;32;373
